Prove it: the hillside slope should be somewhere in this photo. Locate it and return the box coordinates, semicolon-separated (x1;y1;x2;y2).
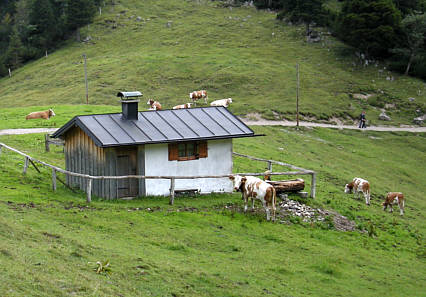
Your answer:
0;0;424;125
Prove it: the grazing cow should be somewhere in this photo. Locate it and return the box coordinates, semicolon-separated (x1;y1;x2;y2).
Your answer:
25;109;55;120
210;98;232;108
383;192;405;216
189;90;208;105
229;175;276;221
345;177;370;205
147;99;162;111
172;103;192;110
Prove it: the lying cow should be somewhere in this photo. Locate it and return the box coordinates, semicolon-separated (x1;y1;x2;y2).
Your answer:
229;175;276;221
382;192;405;216
172;103;192;110
210;98;232;108
147;99;162;110
344;177;370;205
189;90;208;105
25;109;56;120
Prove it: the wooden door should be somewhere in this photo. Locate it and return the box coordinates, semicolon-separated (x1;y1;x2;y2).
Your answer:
116;147;138;198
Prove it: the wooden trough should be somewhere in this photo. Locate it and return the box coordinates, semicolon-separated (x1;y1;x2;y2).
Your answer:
266;179;305;193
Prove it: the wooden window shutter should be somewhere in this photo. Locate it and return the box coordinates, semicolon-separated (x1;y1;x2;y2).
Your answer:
168;143;178;161
198;141;208;158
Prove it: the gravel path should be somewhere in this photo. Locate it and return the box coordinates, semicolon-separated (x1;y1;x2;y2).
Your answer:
0;128;58;136
0;120;425;136
241;119;426;133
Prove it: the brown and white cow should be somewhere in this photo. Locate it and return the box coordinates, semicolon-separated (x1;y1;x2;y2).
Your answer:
210;98;232;108
172;103;192;110
344;177;370;205
189;90;208;105
25;109;56;120
229;175;276;221
382;192;405;216
147;99;162;111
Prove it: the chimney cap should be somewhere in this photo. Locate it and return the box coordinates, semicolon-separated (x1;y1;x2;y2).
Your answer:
117;91;142;99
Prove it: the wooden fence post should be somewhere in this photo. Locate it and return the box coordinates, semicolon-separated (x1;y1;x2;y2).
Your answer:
52;169;57;191
86;178;92;203
267;161;272;172
23;157;29;174
0;144;2;157
169;178;175;205
45;134;50;152
310;172;316;199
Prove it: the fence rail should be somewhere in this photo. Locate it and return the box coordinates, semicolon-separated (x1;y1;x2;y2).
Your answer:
0;142;316;204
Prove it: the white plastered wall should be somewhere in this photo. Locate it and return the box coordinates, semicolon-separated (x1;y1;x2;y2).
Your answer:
144;139;233;196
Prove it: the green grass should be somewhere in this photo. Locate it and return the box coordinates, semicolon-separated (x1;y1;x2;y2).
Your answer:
0;128;425;296
0;0;424;126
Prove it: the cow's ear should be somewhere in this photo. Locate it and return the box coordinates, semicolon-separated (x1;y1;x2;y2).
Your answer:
229;176;234;181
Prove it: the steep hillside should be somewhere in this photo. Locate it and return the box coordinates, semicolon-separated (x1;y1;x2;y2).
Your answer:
0;0;424;125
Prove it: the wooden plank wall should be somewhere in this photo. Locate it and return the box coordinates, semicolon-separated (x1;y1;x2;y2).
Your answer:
64;127;110;198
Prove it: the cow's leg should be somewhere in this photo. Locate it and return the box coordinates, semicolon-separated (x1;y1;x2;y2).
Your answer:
262;201;270;221
365;192;370;205
383;204;387;211
243;194;248;213
251;197;255;211
389;205;393;213
399;201;404;216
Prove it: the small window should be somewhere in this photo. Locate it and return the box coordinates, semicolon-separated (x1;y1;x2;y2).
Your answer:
169;141;207;161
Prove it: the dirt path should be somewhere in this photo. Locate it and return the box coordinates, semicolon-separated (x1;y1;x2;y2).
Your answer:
0;128;58;136
241;119;426;133
0;121;425;136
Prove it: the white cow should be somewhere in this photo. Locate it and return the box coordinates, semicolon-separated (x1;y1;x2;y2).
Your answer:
229;175;276;221
210;98;232;108
344;177;371;205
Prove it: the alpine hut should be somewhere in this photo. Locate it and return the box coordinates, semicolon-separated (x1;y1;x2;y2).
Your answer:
52;91;256;199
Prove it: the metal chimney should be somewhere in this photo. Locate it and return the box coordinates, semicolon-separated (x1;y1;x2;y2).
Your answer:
116;91;142;120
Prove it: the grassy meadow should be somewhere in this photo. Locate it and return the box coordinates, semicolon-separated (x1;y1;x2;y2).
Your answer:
0;127;425;296
0;0;424;125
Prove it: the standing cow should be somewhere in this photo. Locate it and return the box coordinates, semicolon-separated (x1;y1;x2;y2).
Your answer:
382;192;405;216
189;90;208;105
344;177;371;205
229;175;276;221
25;109;56;120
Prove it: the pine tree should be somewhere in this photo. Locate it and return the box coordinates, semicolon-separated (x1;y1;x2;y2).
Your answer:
339;0;402;58
66;0;96;41
29;0;55;51
6;26;24;69
392;13;426;75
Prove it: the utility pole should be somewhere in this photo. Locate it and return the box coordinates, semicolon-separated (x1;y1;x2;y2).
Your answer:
296;63;300;128
83;53;89;104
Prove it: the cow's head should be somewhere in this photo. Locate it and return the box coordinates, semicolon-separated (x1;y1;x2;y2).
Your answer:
344;183;352;193
228;98;232;103
49;109;56;117
229;175;246;192
147;99;154;105
186;103;192;108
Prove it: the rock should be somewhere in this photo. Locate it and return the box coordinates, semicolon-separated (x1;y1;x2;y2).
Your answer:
379;111;391;121
413;114;426;125
352;93;372;100
166;21;172;28
409;97;415;102
136;16;142;21
297;192;308;198
83;36;92;42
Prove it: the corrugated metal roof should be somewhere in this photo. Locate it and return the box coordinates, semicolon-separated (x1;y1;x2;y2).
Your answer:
52;107;255;147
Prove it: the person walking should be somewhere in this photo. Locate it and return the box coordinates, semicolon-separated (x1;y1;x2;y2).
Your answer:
359;111;367;128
